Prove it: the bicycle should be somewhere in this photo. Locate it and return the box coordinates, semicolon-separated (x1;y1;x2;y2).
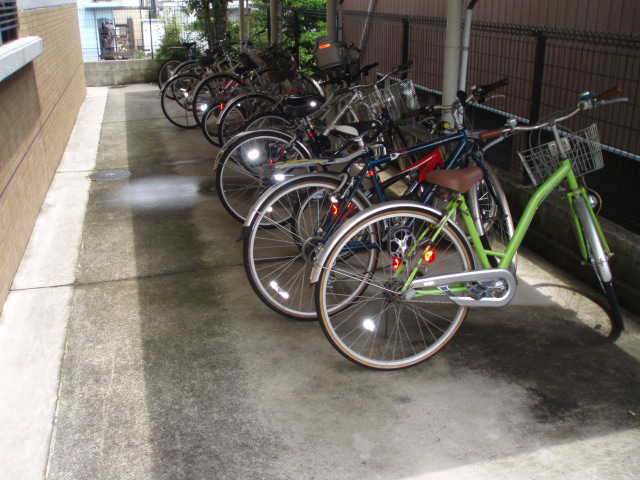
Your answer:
202;47;328;147
214;62;430;222
157;42;198;90
239;81;513;321
310;86;627;370
160;33;273;129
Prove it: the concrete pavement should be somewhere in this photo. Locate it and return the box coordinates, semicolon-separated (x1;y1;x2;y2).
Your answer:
1;84;639;480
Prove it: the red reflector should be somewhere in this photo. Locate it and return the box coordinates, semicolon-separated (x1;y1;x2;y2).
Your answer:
331;204;339;216
319;43;332;49
368;170;375;177
220;103;225;110
392;257;401;270
423;249;436;263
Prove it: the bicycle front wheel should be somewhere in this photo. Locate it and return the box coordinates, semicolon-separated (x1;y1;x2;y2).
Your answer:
573;192;624;339
158;59;183;90
217;93;279;146
192;73;242;127
161;73;202;129
215;130;312;223
315;203;475;370
244;174;372;320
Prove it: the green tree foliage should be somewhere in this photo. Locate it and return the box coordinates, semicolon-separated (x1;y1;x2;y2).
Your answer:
183;0;229;48
155;17;188;60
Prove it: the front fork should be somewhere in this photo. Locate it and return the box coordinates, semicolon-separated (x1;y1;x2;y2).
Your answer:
566;187;613;282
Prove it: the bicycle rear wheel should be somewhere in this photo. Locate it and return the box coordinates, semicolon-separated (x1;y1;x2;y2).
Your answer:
243;174;372;320
161;73;201;129
314;203;475;370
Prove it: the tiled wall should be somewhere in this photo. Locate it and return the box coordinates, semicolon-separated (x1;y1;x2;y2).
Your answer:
0;3;86;308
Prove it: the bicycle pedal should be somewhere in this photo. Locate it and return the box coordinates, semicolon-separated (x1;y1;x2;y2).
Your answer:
467;282;490;300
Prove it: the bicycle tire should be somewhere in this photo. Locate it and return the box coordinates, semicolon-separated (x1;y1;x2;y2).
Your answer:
160;73;202;129
573;193;625;339
243;173;372;320
467;161;517;272
217;92;279;146
279;72;326;99
242;111;292;132
191;73;243;127
314;202;475;370
215;129;313;223
158;59;183;90
173;59;199;76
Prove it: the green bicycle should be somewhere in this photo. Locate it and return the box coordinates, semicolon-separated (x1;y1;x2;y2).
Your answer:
310;86;627;370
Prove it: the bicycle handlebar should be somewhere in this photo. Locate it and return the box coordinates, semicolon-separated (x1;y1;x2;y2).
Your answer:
596;85;622;101
473;78;509;100
479;86;626;140
339;60;414;93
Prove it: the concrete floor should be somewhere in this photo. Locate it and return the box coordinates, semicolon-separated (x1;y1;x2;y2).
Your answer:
1;84;640;480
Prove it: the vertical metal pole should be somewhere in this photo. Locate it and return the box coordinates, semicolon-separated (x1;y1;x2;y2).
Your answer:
270;0;278;44
458;7;473;91
442;0;463;123
239;0;246;43
337;0;343;41
327;0;337;41
294;10;300;66
266;7;271;43
359;0;377;51
149;14;154;59
530;32;547;124
401;17;409;80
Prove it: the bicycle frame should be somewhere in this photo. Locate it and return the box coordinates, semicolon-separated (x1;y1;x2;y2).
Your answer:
406;151;608;302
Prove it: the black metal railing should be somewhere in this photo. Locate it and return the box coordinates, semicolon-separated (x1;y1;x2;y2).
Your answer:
333;10;640;233
76;5;639;232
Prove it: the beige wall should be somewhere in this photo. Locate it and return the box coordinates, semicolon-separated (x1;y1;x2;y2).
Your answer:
0;3;86;308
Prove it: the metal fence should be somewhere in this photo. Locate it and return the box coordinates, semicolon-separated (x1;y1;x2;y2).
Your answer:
339;11;640;233
78;5;204;61
76;5;640;233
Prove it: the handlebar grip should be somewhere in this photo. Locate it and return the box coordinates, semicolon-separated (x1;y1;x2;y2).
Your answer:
394;60;414;73
596;86;622;101
474;78;509;97
479;129;506;140
361;62;379;74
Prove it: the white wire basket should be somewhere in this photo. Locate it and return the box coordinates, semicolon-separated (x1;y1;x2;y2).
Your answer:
516;124;604;187
353;79;420;121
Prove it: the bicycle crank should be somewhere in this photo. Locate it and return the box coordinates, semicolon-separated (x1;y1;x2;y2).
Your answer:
408;268;517;307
